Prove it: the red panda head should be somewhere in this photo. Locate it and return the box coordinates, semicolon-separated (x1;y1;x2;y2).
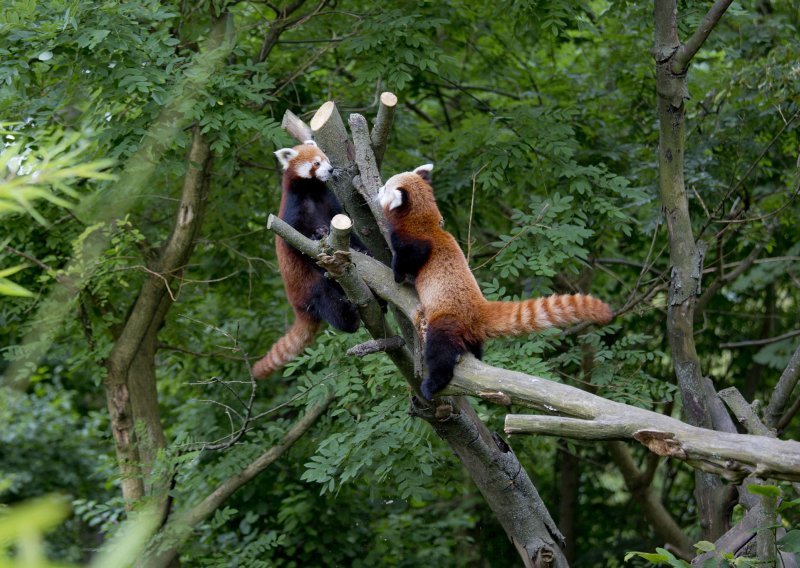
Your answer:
274;140;333;182
378;164;436;216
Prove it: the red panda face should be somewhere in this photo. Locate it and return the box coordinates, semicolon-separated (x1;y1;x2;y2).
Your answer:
274;140;334;182
378;164;434;211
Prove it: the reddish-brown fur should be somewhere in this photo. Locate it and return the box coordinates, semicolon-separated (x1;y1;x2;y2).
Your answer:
382;170;612;340
380;166;612;398
252;141;357;378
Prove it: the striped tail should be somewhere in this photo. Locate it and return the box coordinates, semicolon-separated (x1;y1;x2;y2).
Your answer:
252;315;321;379
482;293;613;338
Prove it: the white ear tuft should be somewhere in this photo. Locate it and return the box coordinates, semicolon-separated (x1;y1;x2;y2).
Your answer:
303;140;317;147
275;148;299;169
414;163;434;182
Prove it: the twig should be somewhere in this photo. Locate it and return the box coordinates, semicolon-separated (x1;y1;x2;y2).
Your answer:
346;336;405;357
720;329;800;349
466;165;487;265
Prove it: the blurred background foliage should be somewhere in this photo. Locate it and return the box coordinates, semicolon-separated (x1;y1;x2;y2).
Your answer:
0;0;798;565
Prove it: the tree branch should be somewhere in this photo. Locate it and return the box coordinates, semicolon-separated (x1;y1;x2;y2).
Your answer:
142;390;335;568
764;342;800;429
672;0;734;73
297;102;390;262
370;91;397;168
346;336;405;357
720;328;800;349
268;213;800;483
280;109;313;142
267;200;568;566
607;442;692;556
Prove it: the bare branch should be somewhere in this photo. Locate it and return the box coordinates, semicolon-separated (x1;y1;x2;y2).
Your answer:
370;91;397;167
143;391;335;568
696;243;764;316
720;329;800;349
346;336;405;357
764;342;800;429
718;387;772;437
607;442;692;556
672;0;734;73
280;109;313;143
348;113;392;245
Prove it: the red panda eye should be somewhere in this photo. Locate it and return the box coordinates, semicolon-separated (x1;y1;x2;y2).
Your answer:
313;161;320;167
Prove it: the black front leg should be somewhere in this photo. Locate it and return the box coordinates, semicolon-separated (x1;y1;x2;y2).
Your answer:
421;324;466;400
390;232;431;283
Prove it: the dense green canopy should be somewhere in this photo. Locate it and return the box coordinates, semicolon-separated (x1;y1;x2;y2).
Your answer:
1;1;798;566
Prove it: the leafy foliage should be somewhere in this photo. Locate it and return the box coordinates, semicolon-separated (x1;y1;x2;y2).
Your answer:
1;0;799;566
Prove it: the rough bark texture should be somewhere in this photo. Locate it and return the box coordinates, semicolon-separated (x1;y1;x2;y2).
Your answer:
653;0;733;540
294;102;389;263
269;213;568;566
556;444;579;565
272;103;571;565
370;91;397;168
104;127;211;509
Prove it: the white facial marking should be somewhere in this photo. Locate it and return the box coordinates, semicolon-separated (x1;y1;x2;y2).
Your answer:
296;161;312;178
315;155;333;181
275;148;298;170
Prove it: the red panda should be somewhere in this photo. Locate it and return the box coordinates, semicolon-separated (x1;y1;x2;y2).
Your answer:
252;140;363;378
378;164;614;399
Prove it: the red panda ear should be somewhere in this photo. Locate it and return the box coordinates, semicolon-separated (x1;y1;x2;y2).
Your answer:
414;163;434;182
303;140;317;147
275;148;299;170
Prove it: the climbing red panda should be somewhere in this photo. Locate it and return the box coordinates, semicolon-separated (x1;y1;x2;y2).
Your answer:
252;140;363;378
378;164;614;399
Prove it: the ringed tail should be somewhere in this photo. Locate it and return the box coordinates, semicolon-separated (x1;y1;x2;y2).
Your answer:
252;315;321;378
482;293;613;338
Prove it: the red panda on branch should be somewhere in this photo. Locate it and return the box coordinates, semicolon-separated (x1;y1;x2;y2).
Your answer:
378;164;614;400
252;140;364;378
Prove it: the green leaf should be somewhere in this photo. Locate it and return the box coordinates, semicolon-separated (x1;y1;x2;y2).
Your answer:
778;530;800;553
0;277;34;297
693;540;716;553
747;484;781;498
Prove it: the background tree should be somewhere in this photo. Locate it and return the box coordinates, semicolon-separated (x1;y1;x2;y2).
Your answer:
1;0;799;566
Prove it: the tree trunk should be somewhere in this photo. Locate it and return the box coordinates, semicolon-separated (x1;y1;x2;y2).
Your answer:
653;0;733;540
104;127;212;509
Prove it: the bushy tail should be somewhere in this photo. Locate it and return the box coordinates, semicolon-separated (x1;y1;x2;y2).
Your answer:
482;293;613;338
252;315;321;379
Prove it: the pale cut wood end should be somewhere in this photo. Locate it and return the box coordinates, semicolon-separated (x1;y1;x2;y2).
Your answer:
380;91;398;107
310;101;336;131
331;214;352;230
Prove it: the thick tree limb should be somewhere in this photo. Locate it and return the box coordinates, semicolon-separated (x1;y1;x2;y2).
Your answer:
285;103;389;262
349;113;393;245
280;109;313;142
607;442;692;556
268;215;800;483
268;212;568;566
654;0;731;539
105;126;212;509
